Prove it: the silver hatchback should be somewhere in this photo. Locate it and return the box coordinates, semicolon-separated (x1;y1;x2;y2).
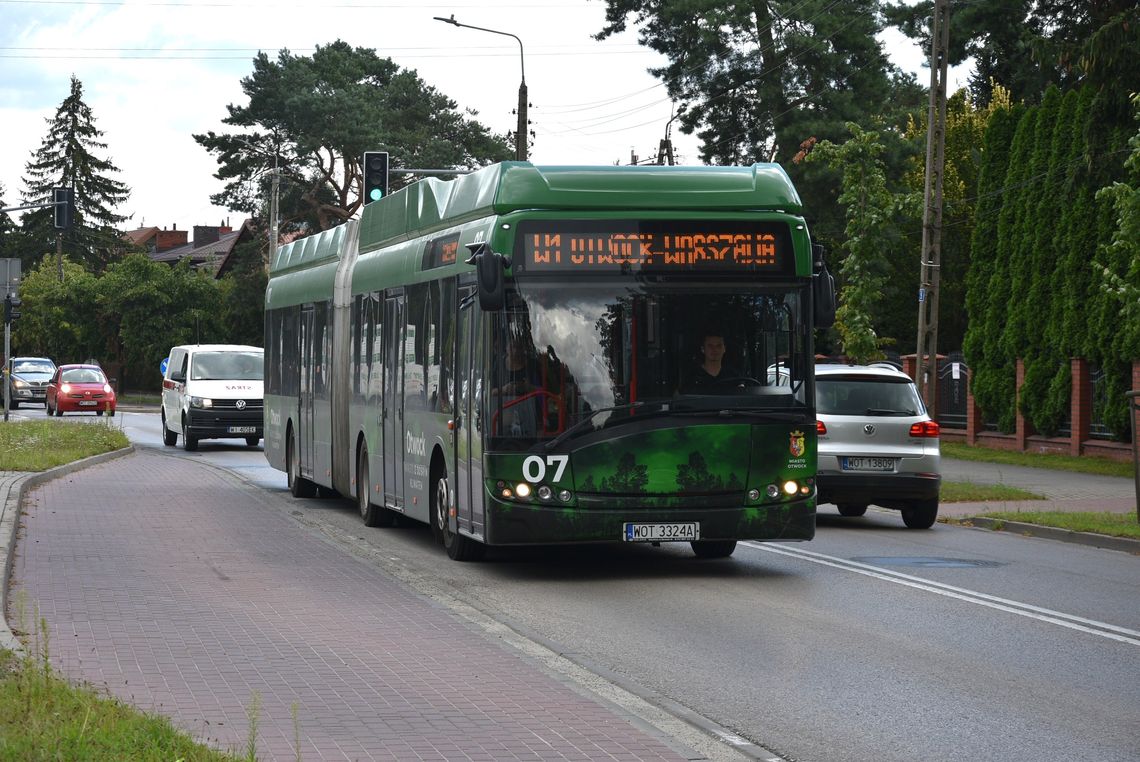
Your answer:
815;363;941;528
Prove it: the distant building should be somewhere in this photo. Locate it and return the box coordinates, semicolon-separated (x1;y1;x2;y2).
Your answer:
121;220;258;277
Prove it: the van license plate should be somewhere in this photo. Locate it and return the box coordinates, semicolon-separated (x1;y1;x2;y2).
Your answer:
623;522;699;542
228;426;257;434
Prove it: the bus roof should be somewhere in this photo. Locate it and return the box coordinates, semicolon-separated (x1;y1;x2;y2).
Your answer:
357;162;802;254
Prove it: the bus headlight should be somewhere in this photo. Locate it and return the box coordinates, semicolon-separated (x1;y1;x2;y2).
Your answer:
766;484;780;498
782;481;798;496
558;489;573;502
536;485;553;501
747;488;761;502
515;482;532;498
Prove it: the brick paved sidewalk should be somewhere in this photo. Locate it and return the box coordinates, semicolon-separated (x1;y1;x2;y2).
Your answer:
10;451;690;761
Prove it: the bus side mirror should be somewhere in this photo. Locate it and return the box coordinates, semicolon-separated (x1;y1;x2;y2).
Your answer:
813;256;836;329
466;242;508;311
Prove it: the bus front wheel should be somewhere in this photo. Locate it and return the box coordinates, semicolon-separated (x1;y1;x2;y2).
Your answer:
433;472;484;562
691;540;737;559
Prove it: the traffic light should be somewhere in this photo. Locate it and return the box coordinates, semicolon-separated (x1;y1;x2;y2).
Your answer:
362;151;389;204
3;295;19;324
53;187;74;230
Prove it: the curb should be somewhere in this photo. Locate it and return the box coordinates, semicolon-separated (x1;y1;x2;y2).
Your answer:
947;516;1140;554
0;446;135;657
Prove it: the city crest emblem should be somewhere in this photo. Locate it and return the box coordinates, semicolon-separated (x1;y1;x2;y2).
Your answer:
789;429;805;458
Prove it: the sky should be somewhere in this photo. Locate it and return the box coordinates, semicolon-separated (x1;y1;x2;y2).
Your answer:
0;0;968;237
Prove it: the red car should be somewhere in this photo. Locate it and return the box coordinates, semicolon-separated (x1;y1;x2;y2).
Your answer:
46;364;117;417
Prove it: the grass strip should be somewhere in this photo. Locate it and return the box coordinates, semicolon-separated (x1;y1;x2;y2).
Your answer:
0;648;242;761
969;511;1140;539
942;441;1134;479
0;420;129;472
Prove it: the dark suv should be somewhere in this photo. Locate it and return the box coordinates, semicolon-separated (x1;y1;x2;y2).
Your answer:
7;357;57;408
815;363;941;528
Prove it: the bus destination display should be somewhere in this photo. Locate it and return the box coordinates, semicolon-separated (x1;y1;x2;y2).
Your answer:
516;220;793;274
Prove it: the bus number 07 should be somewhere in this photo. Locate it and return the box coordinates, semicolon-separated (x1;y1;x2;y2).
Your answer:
522;455;569;483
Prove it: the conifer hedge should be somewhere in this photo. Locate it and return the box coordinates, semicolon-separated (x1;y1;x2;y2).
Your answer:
964;86;1136;439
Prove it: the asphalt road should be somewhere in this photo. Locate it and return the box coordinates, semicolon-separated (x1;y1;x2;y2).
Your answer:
11;406;1140;761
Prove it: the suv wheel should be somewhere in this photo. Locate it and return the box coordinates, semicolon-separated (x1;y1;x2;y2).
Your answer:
901;498;938;529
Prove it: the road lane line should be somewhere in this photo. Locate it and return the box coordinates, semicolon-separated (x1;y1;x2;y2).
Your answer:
742;542;1140;646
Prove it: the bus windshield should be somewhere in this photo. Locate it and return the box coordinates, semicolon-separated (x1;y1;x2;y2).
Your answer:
488;280;811;449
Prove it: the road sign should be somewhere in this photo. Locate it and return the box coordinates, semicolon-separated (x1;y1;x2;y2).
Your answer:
160;357;169;376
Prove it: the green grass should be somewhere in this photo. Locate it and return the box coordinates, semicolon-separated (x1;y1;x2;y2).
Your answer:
942;441;1134;479
967;511;1140;539
940;481;1043;502
1;610;248;762
0;420;130;471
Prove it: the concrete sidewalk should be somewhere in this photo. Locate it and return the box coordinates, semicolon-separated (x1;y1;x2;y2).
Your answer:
3;451;699;761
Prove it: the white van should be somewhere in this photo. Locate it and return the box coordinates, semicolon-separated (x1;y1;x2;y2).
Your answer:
161;344;264;451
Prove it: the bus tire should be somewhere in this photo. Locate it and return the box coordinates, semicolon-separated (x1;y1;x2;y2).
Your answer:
287;428;316;498
901;498;938;529
837;503;868;517
433;471;484;562
161;410;177;446
691;540;736;559
357;445;394;527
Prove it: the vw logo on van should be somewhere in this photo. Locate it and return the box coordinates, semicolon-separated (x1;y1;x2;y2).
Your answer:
236;399;247;410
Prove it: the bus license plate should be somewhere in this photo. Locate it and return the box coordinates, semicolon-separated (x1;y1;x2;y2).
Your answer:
624;522;699;542
228;426;257;434
841;457;897;472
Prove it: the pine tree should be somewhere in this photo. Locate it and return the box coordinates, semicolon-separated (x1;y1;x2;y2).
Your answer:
20;75;131;273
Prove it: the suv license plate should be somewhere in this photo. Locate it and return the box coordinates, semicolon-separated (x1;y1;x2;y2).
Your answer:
228;426;257;434
841;457;897;472
624;522;699;542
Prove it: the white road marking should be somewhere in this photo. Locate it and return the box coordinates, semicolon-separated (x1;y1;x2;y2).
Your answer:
742;542;1140;646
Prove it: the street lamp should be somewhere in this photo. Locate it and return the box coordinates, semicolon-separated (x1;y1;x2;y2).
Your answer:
433;14;528;161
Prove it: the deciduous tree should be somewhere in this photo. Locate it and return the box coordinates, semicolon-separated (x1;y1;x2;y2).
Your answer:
195;41;513;236
595;0;924;241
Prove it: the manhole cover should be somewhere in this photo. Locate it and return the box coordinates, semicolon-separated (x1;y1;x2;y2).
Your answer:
851;556;1005;568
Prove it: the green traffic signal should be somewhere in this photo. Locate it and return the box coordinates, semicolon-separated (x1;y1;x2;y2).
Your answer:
369;188;383;202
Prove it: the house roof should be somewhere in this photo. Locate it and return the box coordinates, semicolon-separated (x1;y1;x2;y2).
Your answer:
142;220;257;277
123;226;160;247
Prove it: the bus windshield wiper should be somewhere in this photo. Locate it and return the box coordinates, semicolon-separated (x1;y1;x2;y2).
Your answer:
544;402;678;451
686;408;808;423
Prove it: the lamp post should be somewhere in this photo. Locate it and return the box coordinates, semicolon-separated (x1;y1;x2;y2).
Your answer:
434;14;527;161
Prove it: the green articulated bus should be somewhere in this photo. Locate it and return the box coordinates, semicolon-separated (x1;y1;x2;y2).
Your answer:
264;161;836;561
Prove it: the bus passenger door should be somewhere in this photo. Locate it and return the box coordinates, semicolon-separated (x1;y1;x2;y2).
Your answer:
299;306;315;478
455;288;484;538
382;293;405;511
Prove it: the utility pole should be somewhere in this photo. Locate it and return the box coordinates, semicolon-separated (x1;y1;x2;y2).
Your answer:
269;167;279;270
914;0;950;405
